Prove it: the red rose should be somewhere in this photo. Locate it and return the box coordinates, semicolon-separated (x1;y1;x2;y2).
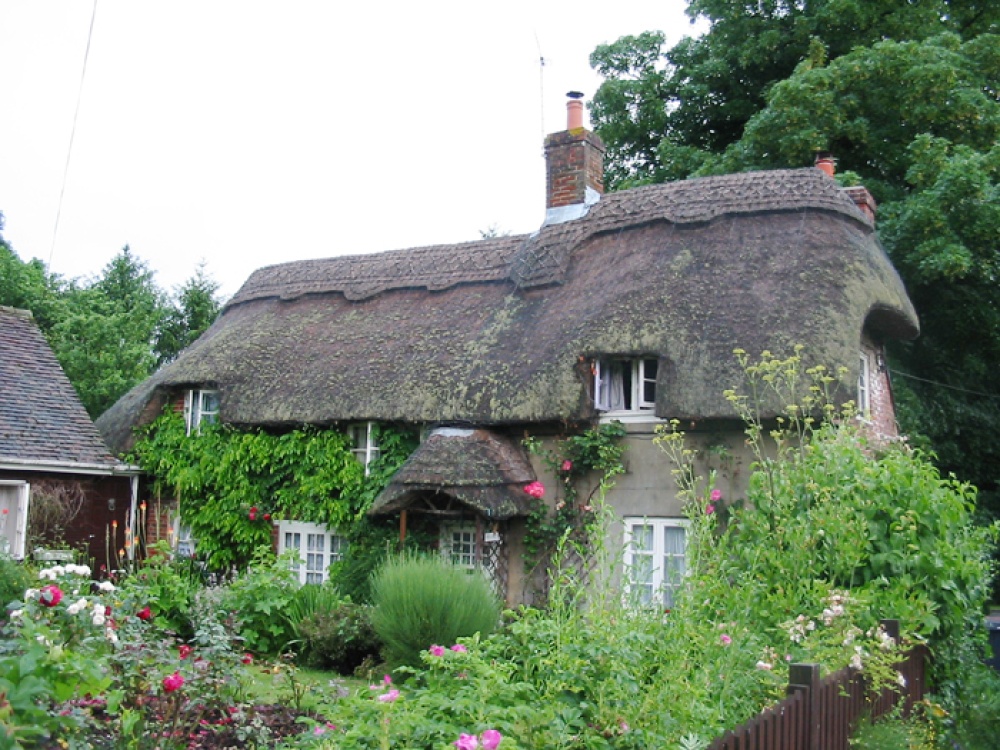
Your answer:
40;585;63;607
179;644;193;659
137;606;152;621
241;653;253;665
163;671;184;693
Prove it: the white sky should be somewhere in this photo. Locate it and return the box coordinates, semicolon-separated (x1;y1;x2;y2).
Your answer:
0;1;699;300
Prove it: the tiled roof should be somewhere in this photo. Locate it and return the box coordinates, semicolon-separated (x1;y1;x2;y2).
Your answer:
0;306;120;468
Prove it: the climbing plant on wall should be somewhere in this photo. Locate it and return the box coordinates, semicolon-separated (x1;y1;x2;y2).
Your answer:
131;412;419;569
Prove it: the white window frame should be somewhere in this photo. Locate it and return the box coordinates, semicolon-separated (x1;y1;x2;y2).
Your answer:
277;520;347;585
184;389;220;435
0;481;31;560
623;517;688;609
349;421;381;476
440;522;478;570
857;353;871;419
594;358;659;418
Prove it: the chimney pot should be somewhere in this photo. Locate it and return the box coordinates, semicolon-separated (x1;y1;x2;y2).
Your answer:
815;151;836;178
566;91;585;130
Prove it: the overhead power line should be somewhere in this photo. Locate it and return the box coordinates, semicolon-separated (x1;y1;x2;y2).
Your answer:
50;0;99;268
890;368;1000;400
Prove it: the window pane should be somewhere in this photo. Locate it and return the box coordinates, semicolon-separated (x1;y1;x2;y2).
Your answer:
642;359;658;405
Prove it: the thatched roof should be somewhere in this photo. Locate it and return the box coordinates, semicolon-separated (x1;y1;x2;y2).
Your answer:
97;168;918;455
369;428;536;519
0;306;124;471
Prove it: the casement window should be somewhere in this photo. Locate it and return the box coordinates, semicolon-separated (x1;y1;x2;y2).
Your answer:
857;353;872;419
278;521;347;585
349;422;381;476
171;517;196;558
594;358;658;414
0;481;31;560
184;389;220;435
623;517;688;608
441;523;477;570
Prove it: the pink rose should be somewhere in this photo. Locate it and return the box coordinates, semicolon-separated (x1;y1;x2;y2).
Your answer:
163;671;185;693
720;634;732;646
377;689;400;703
561;460;573;472
523;481;545;499
705;504;715;515
481;729;503;749
450;643;468;653
710;489;723;502
429;644;445;656
454;734;479;750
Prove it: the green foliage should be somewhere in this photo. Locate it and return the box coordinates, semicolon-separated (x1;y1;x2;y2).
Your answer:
131;413;418;570
0;557;32;612
218;549;300;655
369;554;501;669
658;348;997;742
850;706;937;750
298;600;381;674
118;541;204;639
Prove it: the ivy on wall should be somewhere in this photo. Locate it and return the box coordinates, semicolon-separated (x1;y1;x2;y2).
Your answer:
130;412;419;569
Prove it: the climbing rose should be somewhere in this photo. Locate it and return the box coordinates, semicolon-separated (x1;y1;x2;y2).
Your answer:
429;644;445;657
481;729;503;749
454;734;479;750
561;460;572;472
136;606;152;621
710;489;723;502
40;585;63;608
163;671;185;693
523;481;545;498
450;644;468;653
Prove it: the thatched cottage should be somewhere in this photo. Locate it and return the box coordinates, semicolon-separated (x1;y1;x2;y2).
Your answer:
0;306;138;565
97;97;918;604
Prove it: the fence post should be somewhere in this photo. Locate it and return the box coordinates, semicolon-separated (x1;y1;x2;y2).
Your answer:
788;662;821;750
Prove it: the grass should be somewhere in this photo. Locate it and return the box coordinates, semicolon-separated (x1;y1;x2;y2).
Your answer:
243;660;368;712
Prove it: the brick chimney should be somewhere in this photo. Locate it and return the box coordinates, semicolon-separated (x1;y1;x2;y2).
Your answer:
814;151;878;224
544;92;605;225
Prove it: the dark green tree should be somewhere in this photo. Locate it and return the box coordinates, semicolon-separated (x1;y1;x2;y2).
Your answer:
155;261;221;365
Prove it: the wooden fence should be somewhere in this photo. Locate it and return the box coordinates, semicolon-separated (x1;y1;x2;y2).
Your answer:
707;620;927;750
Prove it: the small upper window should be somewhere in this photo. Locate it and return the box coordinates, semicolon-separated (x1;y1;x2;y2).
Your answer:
594;358;658;413
857;354;871;418
349;422;381;476
184;389;219;435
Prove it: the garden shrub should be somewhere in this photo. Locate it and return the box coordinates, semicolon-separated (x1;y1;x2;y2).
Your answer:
218;548;300;654
297;599;381;674
0;555;32;611
370;553;501;668
117;540;205;639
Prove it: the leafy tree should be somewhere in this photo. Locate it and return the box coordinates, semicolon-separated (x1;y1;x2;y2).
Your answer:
590;0;999;188
590;7;1000;528
155;261;221;365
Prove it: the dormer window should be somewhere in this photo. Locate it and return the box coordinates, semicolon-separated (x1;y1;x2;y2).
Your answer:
349;421;381;476
184;389;219;435
594;358;658;413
